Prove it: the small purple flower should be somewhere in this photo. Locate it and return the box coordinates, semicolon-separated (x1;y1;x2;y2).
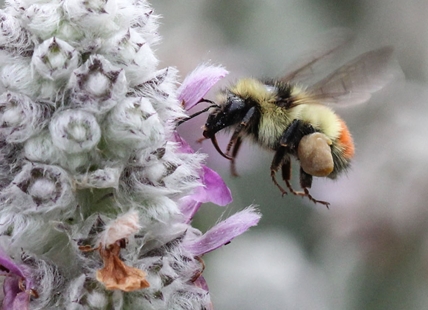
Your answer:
0;248;35;310
174;64;233;222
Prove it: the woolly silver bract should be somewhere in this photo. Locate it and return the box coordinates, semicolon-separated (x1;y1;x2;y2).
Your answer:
0;1;260;309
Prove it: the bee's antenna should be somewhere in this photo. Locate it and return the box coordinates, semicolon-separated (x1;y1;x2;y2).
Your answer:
177;98;219;125
196;98;217;106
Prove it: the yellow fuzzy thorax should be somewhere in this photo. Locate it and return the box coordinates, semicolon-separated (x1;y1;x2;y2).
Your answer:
229;78;343;149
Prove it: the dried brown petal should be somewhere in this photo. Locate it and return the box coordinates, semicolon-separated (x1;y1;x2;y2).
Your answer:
78;245;96;252
96;243;150;292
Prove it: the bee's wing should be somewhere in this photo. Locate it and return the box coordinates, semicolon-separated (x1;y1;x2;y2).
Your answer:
305;46;399;105
280;28;353;85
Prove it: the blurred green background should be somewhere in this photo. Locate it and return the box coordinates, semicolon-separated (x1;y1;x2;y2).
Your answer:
152;1;428;309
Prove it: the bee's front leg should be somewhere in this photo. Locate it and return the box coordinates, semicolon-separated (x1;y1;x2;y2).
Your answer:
230;136;242;177
226;106;257;176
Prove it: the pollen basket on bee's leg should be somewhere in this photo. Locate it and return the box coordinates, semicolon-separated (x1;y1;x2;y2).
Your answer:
298;133;334;177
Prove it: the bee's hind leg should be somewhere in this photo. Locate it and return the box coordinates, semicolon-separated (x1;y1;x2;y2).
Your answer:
299;168;330;208
272;149;330;207
277;120;330;207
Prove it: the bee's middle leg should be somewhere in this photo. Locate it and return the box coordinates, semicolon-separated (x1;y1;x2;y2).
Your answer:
270;147;289;196
281;160;306;197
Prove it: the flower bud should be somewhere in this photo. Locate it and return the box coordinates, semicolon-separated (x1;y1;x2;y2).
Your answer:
24;130;61;164
24;2;63;40
104;97;164;156
32;37;79;81
0;92;53;143
49;109;101;154
130;8;159;45
63;0;120;36
3;163;73;212
68;55;126;114
0;10;33;53
102;29;158;85
1;58;37;96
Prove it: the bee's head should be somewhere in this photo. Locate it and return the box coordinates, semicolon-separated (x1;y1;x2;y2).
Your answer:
202;93;248;139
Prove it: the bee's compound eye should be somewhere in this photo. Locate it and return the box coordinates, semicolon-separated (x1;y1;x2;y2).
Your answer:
298;133;334;177
227;95;245;112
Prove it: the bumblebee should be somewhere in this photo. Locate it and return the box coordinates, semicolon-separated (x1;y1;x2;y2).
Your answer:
200;45;396;207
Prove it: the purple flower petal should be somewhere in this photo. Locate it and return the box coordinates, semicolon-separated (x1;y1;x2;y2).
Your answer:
193;275;210;292
192;166;232;206
1;275;30;310
184;206;261;256
172;131;194;154
3;277;21;310
11;292;30;310
177;64;228;110
193;276;214;309
0;251;27;280
172;132;233;207
178;197;202;223
2;276;31;310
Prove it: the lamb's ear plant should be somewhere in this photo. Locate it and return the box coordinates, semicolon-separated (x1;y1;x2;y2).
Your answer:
0;1;261;309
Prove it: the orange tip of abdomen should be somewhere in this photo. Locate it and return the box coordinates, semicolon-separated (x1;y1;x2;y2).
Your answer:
338;119;355;159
